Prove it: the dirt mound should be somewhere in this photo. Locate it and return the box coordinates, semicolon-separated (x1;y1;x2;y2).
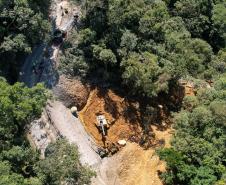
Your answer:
53;75;90;110
79;88;142;147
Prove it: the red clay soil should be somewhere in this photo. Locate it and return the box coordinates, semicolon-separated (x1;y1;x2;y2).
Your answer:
81;87;174;185
79;88;142;147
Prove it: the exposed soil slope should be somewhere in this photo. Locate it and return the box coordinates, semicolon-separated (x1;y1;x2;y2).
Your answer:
53;75;90;109
79;88;142;147
93;130;172;185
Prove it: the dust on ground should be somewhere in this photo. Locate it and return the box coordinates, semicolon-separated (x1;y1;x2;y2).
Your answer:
79;87;142;147
93;129;172;185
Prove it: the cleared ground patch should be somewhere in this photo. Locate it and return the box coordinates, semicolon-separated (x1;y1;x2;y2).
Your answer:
79;88;142;147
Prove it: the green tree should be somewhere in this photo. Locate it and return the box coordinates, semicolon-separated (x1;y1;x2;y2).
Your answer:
139;1;170;39
78;28;96;47
120;30;138;53
0;79;49;149
0;160;42;185
174;0;212;37
36;139;95;185
121;52;163;97
160;77;226;185
108;0;145;31
212;2;226;48
0;0;51;82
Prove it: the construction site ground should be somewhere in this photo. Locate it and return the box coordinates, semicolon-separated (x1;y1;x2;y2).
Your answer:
93;140;170;185
79;87;173;185
79;87;143;147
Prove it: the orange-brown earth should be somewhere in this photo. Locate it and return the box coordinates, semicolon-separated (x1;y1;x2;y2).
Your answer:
79;88;142;147
92;126;172;185
79;87;174;185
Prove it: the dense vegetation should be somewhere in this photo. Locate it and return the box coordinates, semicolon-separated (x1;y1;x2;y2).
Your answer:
36;139;95;185
159;75;226;185
0;0;51;82
0;1;95;184
60;0;225;96
0;79;48;185
0;78;95;184
59;0;226;184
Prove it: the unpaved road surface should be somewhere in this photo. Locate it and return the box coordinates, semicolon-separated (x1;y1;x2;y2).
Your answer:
21;0;102;169
19;44;58;88
46;101;102;167
19;0;77;88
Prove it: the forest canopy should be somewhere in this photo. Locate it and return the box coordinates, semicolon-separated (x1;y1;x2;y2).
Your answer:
0;0;226;184
60;0;226;99
59;0;226;184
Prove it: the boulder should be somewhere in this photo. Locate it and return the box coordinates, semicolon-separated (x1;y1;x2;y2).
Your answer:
118;140;127;146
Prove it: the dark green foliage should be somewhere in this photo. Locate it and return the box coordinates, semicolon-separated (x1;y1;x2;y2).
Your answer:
0;161;42;185
59;30;89;77
0;79;49;149
0;79;49;185
159;76;226;185
61;0;226;98
121;52;163;97
35;139;95;185
212;2;226;49
0;0;51;82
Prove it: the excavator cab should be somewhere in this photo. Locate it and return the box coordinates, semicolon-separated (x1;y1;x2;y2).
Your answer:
96;115;108;136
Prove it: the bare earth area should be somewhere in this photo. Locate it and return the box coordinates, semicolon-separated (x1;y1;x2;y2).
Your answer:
78;87;173;185
79;88;142;147
92;126;172;185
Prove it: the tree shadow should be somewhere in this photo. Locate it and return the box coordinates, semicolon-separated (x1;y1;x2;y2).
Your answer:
96;87;119;120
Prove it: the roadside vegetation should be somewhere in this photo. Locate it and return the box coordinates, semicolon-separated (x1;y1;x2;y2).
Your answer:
0;79;48;185
0;0;51;83
0;70;95;185
1;0;226;184
59;0;226;184
0;1;95;184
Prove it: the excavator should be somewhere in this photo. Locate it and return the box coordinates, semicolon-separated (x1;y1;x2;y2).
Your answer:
96;115;109;136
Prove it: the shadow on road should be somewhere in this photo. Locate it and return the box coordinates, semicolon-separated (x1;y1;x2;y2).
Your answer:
19;44;59;88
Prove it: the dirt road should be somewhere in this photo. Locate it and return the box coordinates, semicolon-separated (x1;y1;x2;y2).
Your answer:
19;44;58;88
45;101;102;167
19;0;77;88
21;0;102;168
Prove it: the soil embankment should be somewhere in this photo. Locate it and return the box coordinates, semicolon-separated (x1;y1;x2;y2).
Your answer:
79;88;142;147
79;87;173;185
